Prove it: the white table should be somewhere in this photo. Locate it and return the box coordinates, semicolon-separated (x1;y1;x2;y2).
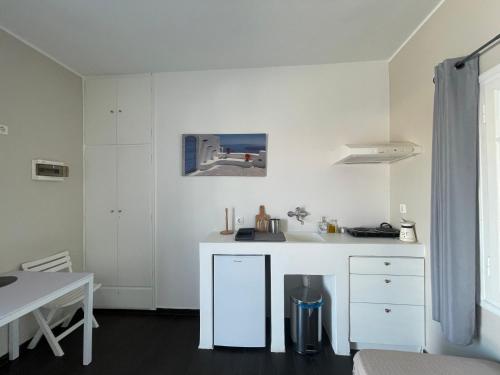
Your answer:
0;271;94;365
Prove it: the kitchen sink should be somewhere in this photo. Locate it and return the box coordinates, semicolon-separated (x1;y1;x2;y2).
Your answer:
0;276;17;288
284;232;325;243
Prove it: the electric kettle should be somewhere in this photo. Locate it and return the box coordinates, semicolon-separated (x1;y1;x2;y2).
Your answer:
400;219;417;242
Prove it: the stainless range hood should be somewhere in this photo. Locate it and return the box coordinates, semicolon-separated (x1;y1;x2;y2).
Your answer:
332;142;422;164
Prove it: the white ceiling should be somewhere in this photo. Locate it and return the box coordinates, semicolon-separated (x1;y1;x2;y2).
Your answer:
0;0;441;76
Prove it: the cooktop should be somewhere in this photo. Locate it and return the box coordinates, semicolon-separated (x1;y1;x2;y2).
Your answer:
347;223;400;238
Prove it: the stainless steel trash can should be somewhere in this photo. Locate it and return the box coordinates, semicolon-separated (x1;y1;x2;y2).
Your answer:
290;287;323;354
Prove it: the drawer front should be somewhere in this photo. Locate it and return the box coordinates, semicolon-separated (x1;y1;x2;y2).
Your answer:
350;274;424;305
350;257;424;276
350;303;424;346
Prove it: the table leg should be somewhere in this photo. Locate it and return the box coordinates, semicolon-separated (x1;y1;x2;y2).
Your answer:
8;320;19;360
83;277;93;365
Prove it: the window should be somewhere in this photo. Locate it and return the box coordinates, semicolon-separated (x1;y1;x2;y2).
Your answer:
479;64;500;315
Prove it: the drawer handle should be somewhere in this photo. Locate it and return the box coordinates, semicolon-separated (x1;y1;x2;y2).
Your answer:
384;262;391;266
385;308;392;313
384;279;392;284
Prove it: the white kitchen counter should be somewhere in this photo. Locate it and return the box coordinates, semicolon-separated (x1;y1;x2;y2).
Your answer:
203;231;424;246
199;232;425;355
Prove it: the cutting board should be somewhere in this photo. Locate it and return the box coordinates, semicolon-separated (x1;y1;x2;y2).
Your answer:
255;205;270;232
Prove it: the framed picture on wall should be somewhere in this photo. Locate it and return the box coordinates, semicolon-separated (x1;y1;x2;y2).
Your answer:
182;133;267;176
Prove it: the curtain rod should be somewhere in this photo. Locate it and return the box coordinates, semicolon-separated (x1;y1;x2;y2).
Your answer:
455;33;500;69
433;33;500;83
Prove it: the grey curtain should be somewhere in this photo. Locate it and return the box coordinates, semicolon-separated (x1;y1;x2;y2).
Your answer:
431;56;479;345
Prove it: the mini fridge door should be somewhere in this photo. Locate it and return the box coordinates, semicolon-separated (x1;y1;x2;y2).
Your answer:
213;255;266;347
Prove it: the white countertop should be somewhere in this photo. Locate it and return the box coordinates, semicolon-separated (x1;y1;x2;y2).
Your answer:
202;231;422;247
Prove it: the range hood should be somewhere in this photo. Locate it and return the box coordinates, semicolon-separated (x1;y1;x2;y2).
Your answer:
333;142;422;164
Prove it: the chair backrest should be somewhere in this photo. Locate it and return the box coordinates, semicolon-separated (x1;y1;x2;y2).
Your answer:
21;251;73;273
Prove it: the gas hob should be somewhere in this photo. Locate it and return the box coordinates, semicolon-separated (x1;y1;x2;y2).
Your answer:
347;223;400;238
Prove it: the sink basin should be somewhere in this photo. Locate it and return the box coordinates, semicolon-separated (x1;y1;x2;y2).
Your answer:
284;232;325;243
0;276;18;288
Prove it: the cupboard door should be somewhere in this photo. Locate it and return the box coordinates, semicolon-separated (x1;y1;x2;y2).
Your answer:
84;78;117;145
116;145;153;287
85;146;118;285
214;256;266;347
350;303;424;346
117;75;152;144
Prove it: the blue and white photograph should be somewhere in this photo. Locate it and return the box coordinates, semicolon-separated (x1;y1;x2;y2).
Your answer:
182;133;267;176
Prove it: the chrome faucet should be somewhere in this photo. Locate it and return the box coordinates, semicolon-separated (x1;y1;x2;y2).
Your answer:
287;207;309;225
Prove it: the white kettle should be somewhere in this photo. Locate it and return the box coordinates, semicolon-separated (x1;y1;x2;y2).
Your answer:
400;219;417;242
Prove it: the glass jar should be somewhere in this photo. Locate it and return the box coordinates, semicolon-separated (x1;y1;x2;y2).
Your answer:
318;216;328;234
327;219;338;233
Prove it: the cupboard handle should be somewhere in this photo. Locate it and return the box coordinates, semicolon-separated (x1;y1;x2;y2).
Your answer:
384;262;391;266
110;210;114;213
118;109;122;113
118;210;123;213
385;308;392;313
384;279;391;284
110;110;115;114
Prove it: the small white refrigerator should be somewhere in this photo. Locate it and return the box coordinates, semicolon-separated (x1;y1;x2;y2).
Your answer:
213;255;266;347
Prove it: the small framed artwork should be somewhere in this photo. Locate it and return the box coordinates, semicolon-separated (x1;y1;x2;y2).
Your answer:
182;133;267;176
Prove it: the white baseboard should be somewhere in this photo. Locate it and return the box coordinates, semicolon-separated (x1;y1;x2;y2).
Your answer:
94;286;154;310
351;342;423;352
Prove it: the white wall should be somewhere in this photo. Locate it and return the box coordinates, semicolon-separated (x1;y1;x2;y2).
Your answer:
0;29;83;356
389;0;500;361
155;61;391;309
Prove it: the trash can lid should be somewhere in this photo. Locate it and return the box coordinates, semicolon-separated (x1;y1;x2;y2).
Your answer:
290;287;323;305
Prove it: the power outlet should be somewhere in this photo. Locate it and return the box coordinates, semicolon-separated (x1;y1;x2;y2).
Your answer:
0;124;8;135
236;216;244;226
399;203;407;214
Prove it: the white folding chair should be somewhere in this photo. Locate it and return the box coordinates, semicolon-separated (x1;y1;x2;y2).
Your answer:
21;251;101;357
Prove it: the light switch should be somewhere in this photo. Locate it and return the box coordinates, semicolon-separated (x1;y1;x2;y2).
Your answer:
399;203;407;214
0;124;8;135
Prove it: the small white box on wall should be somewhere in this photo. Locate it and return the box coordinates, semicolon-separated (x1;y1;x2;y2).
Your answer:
32;160;68;181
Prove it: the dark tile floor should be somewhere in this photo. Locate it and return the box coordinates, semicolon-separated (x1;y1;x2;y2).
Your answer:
0;310;354;375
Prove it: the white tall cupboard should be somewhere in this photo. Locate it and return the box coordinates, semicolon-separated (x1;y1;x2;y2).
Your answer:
84;75;154;309
84;75;152;145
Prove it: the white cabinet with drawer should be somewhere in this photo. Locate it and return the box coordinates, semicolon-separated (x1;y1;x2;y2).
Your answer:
350;303;424;346
350;274;424;305
350;257;424;276
349;256;425;351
